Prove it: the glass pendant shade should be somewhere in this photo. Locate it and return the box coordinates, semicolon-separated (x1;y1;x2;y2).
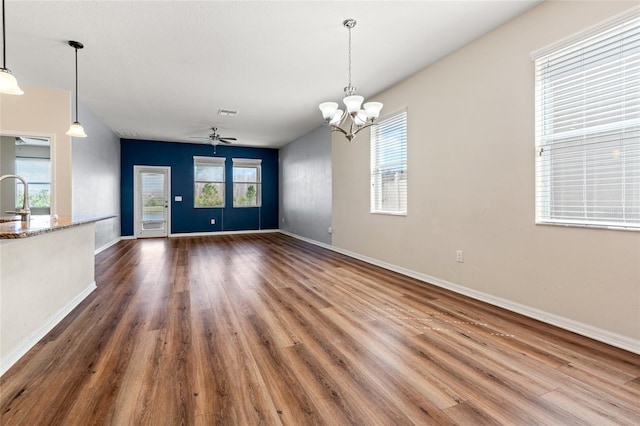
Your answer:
319;102;339;120
0;68;23;95
343;95;364;113
330;109;344;126
363;102;383;119
66;122;87;138
354;110;368;125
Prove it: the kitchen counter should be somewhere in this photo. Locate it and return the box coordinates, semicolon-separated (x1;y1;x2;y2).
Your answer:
0;214;115;239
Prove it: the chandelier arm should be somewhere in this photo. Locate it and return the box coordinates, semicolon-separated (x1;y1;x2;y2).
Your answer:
352;122;378;137
339;110;349;126
330;125;348;136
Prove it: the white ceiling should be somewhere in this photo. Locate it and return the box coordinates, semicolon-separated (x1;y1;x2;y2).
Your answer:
6;0;540;148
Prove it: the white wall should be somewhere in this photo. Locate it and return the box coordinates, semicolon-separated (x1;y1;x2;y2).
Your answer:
0;224;96;375
72;101;121;250
331;1;640;349
280;125;332;244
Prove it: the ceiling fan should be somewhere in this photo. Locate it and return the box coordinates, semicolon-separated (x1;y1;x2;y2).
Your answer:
190;127;237;146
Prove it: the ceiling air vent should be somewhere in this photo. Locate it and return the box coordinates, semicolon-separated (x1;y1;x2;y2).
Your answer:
117;131;139;138
217;109;239;117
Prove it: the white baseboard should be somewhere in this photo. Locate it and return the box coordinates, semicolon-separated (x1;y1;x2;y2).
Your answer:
1;281;97;376
169;229;279;238
279;231;640;355
94;237;122;255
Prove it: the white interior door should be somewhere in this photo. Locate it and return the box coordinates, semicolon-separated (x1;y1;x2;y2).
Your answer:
134;166;171;238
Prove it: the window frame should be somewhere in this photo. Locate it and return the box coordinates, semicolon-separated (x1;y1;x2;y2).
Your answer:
532;9;640;231
232;158;262;208
193;156;226;208
370;109;408;216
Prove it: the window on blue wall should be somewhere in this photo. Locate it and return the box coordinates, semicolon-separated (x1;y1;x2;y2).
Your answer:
194;156;225;208
233;158;261;207
533;11;640;230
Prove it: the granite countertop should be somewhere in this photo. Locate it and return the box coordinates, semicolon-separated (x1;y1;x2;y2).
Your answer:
0;215;116;239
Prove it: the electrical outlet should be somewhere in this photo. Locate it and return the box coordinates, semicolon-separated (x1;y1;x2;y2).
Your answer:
210;219;216;225
328;226;333;234
456;250;464;263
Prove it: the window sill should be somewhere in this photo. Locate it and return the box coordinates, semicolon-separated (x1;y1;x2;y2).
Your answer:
535;220;639;232
370;211;407;217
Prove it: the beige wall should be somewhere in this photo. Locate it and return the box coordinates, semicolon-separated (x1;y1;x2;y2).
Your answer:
332;1;640;345
0;85;73;215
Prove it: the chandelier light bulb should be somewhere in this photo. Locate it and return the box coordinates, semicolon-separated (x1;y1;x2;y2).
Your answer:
319;102;339;120
363;102;383;120
343;95;364;114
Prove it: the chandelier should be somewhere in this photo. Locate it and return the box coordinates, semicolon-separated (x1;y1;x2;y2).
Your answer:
319;19;382;142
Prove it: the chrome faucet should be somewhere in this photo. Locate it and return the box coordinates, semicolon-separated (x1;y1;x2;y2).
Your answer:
0;174;31;222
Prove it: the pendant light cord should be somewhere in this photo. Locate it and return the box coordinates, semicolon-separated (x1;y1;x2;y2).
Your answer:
2;0;6;69
74;46;79;122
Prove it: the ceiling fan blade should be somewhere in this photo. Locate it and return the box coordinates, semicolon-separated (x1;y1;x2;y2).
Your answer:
219;139;234;144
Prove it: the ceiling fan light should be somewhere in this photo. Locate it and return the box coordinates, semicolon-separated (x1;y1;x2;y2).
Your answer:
0;68;23;95
319;102;339;120
363;102;383;120
343;95;363;114
66;122;87;138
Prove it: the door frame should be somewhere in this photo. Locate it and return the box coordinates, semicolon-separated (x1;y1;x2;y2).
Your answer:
133;165;171;238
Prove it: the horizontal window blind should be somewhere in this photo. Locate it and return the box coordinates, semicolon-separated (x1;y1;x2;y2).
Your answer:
534;11;640;229
371;110;407;215
194;156;225;208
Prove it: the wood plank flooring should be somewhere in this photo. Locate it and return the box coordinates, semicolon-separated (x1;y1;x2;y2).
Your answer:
1;232;639;425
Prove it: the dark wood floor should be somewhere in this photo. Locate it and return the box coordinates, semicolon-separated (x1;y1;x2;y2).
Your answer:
1;233;639;425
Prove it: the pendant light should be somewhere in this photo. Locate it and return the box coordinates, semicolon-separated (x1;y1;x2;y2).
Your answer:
319;19;382;142
66;40;87;138
0;0;23;95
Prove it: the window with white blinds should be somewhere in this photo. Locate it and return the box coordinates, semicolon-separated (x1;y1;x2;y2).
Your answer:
533;10;640;230
371;110;407;215
194;156;225;208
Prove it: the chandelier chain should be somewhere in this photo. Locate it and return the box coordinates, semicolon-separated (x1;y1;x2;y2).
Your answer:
347;24;352;89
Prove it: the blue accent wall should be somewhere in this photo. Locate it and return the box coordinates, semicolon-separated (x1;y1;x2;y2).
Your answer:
121;139;279;236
